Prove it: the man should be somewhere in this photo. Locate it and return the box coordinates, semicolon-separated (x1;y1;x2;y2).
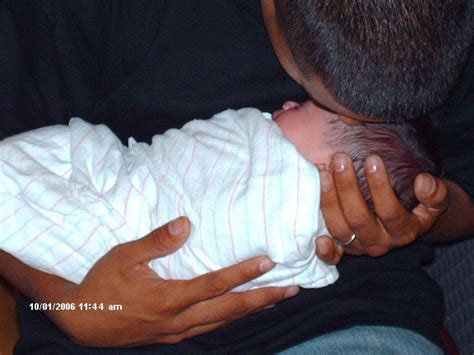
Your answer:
0;0;472;352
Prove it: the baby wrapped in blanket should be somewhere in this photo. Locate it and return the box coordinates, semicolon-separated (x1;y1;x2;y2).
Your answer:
0;101;431;290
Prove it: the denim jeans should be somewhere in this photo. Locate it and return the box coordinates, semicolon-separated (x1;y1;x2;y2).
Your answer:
279;326;444;355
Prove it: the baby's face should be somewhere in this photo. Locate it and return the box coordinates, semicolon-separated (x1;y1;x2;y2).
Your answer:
272;100;338;170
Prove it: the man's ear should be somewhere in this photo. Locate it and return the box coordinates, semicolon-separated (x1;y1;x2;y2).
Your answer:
338;115;364;126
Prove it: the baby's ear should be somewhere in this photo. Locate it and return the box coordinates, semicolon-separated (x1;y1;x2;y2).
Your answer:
315;162;329;171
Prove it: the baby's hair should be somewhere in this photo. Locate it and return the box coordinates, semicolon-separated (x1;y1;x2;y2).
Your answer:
325;120;436;212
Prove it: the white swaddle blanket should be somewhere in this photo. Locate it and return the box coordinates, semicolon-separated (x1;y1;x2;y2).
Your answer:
0;108;338;290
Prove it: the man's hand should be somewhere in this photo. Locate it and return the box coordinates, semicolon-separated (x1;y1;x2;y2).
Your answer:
315;153;449;264
1;217;298;347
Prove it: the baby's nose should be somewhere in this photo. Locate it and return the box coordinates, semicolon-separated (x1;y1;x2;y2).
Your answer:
282;101;300;111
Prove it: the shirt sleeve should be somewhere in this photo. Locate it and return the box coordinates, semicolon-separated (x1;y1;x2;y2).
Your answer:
432;46;474;198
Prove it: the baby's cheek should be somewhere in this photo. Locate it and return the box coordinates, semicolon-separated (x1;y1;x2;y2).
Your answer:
277;120;298;143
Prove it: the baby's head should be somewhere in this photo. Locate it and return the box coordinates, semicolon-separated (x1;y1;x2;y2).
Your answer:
273;100;435;211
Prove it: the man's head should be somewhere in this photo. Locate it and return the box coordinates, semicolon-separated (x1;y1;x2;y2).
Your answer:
262;0;473;122
273;100;435;211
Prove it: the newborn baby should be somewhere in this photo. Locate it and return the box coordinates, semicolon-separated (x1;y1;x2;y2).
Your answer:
0;101;433;290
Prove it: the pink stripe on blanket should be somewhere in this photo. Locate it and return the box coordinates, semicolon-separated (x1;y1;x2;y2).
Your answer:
140;172;151;194
16;223;55;253
177;141;198;214
0;205;27;224
228;165;250;263
262;128;271;251
198;139;227;250
49;195;67;210
154;133;181;214
20;131;69;163
294;155;305;258
51;224;101;268
110;222;126;232
56;126;94;179
71;127;94;155
23;171;47;193
123;184;134;220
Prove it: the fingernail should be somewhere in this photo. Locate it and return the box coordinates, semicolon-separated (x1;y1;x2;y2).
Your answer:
420;174;436;195
317;239;329;255
284;286;299;299
366;155;381;174
168;217;185;237
320;172;332;192
333;154;348;172
259;258;275;272
264;304;275;310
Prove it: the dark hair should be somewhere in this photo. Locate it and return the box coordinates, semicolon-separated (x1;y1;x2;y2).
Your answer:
325;120;436;212
275;0;473;121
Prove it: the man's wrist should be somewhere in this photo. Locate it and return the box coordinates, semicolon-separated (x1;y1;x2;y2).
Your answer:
422;179;473;243
0;251;70;303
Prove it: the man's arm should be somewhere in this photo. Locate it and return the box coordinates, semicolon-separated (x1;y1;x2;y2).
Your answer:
0;217;298;347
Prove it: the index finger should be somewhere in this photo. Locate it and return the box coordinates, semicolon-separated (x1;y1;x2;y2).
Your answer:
175;256;277;307
122;217;190;265
181;285;298;329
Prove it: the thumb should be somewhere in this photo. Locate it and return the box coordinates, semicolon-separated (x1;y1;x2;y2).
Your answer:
125;216;191;264
412;174;449;232
414;173;448;210
315;236;344;265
